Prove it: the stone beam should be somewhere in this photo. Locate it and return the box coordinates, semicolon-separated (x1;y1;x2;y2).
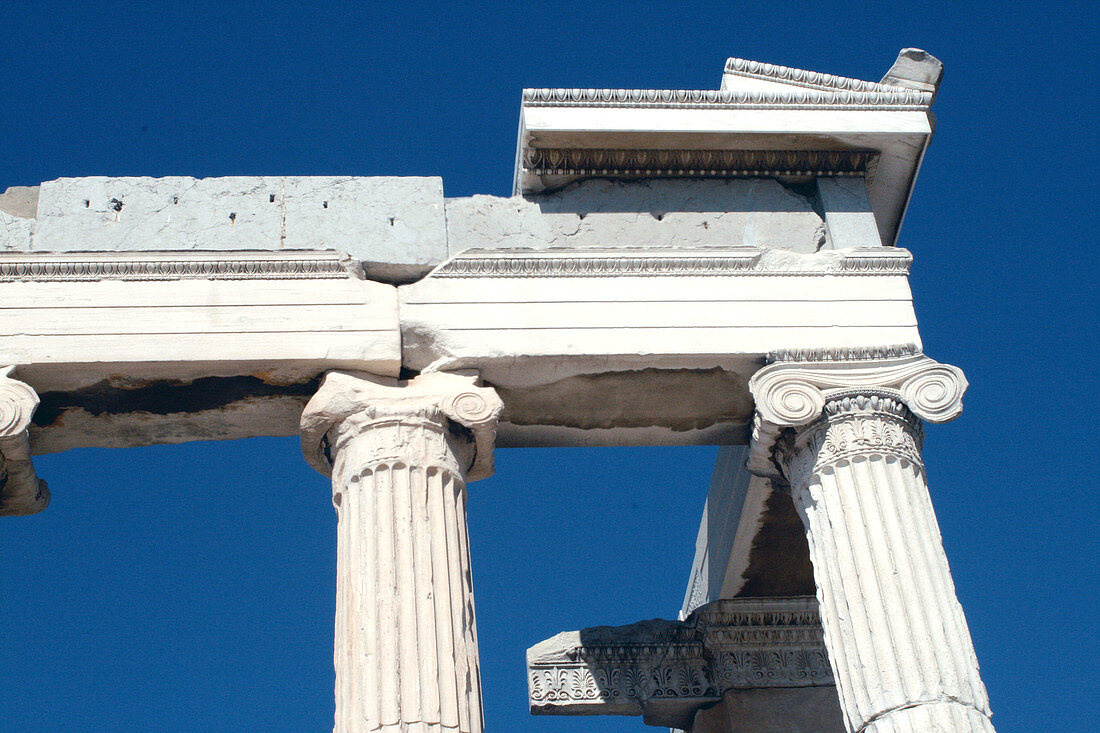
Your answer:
402;245;918;447
9;243;919;455
527;597;834;729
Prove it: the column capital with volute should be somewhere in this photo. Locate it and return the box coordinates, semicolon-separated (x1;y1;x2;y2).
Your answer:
301;370;503;481
300;370;502;733
1;365;50;517
747;345;967;480
745;346;995;733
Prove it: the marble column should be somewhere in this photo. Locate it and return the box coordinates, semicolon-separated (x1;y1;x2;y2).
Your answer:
748;348;995;733
0;366;50;516
300;371;503;733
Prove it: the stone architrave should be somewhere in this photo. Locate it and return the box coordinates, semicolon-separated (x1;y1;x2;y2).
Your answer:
748;347;995;732
300;371;503;733
0;366;49;516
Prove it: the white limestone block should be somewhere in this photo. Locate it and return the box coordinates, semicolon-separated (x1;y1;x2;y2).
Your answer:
817;177;883;248
30;176;447;282
34;176;285;252
402;246;918;377
1;210;32;251
281;176;446;282
0;185;36;251
446;179;829;256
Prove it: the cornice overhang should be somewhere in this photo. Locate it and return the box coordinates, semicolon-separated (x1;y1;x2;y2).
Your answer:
514;49;941;246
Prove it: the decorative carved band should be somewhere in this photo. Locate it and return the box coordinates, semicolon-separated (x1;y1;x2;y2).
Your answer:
522;87;932;111
432;247;911;279
747;352;966;478
777;393;926;489
528;597;832;728
723;57;913;95
300;371;503;483
0;252;355;282
768;344;920;363
522;148;877;179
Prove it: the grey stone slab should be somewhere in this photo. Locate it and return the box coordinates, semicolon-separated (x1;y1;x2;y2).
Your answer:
445;178;829;257
28;176;447;283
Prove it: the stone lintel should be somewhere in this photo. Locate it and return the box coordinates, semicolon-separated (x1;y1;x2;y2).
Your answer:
527;597;832;729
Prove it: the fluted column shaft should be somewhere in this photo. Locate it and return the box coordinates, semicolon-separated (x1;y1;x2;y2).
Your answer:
301;371;502;733
779;394;992;732
748;351;995;733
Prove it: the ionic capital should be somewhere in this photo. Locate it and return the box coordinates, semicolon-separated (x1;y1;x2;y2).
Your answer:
300;370;503;481
747;346;967;478
0;366;50;516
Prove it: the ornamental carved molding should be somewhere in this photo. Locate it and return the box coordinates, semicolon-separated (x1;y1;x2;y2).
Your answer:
0;252;355;282
299;371;503;482
0;366;50;517
723;57;913;95
521;86;931;111
776;393;926;489
432;247;911;279
521;147;877;180
527;597;832;729
747;349;966;478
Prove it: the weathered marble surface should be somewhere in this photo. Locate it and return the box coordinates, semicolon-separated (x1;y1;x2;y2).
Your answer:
446;178;829;256
22;176;447;282
301;372;502;733
748;352;996;732
528;597;834;729
518;49;942;246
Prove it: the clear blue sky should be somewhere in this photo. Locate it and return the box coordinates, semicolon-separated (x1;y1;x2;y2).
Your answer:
2;2;1096;731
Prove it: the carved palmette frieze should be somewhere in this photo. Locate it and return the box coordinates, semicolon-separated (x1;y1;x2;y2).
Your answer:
522;147;877;179
527;597;832;726
776;393;925;489
522;86;932;111
747;352;966;478
328;416;466;497
432;247;911;279
0;252;355;282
